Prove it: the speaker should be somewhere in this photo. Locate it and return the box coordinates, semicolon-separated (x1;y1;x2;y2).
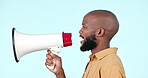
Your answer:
12;28;72;62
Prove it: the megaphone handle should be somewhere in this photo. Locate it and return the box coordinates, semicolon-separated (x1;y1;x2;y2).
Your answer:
46;46;61;70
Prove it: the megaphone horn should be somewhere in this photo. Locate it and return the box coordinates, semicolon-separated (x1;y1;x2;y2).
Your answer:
12;28;72;62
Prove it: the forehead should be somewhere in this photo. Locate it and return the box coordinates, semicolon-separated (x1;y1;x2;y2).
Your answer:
83;14;96;22
82;14;99;28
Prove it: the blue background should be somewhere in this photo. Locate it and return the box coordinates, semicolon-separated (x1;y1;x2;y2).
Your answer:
0;0;148;78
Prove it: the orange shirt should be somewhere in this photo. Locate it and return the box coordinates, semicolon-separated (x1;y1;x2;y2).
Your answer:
82;48;126;78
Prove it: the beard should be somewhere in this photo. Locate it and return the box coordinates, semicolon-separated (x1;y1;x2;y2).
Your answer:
80;35;97;52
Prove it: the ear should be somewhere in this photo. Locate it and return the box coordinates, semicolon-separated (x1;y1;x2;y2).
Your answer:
96;28;105;37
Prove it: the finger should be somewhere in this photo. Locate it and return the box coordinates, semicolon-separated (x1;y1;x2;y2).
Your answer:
45;62;51;66
45;62;54;66
46;59;54;64
50;53;62;67
50;53;61;61
47;50;52;54
50;52;58;58
46;54;53;60
45;62;54;71
45;59;54;66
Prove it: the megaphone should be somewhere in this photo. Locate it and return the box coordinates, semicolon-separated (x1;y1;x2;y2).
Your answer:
12;28;72;63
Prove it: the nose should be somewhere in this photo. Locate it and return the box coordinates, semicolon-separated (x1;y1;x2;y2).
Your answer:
79;27;83;34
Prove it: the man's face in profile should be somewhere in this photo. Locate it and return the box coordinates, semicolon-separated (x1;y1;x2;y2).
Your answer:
79;13;98;52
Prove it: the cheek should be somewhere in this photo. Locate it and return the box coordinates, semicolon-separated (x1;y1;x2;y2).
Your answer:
85;31;96;37
83;31;90;38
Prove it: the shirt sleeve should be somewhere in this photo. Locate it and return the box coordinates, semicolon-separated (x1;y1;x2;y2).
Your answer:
101;65;123;78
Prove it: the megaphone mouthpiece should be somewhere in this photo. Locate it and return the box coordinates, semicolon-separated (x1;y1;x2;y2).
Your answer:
62;32;72;47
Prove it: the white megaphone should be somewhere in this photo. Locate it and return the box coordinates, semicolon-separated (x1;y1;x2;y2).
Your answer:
12;28;72;63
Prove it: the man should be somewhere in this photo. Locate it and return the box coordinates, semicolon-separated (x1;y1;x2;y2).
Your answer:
45;10;126;78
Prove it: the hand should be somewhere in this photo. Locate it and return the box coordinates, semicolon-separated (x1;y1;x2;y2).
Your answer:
45;50;66;78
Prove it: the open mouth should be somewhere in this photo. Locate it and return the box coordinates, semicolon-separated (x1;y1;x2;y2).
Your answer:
79;35;85;45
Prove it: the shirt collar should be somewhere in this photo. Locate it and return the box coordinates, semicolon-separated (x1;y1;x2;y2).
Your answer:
89;47;118;61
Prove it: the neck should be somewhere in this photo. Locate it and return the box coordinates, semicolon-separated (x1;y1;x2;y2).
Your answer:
91;41;110;55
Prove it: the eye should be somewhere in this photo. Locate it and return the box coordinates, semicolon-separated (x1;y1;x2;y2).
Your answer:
82;23;87;29
82;25;87;28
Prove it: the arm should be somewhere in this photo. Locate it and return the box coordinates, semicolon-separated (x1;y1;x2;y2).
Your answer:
45;50;66;78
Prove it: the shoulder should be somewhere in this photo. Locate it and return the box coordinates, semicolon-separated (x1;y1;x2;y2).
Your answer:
100;54;125;73
101;53;122;68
